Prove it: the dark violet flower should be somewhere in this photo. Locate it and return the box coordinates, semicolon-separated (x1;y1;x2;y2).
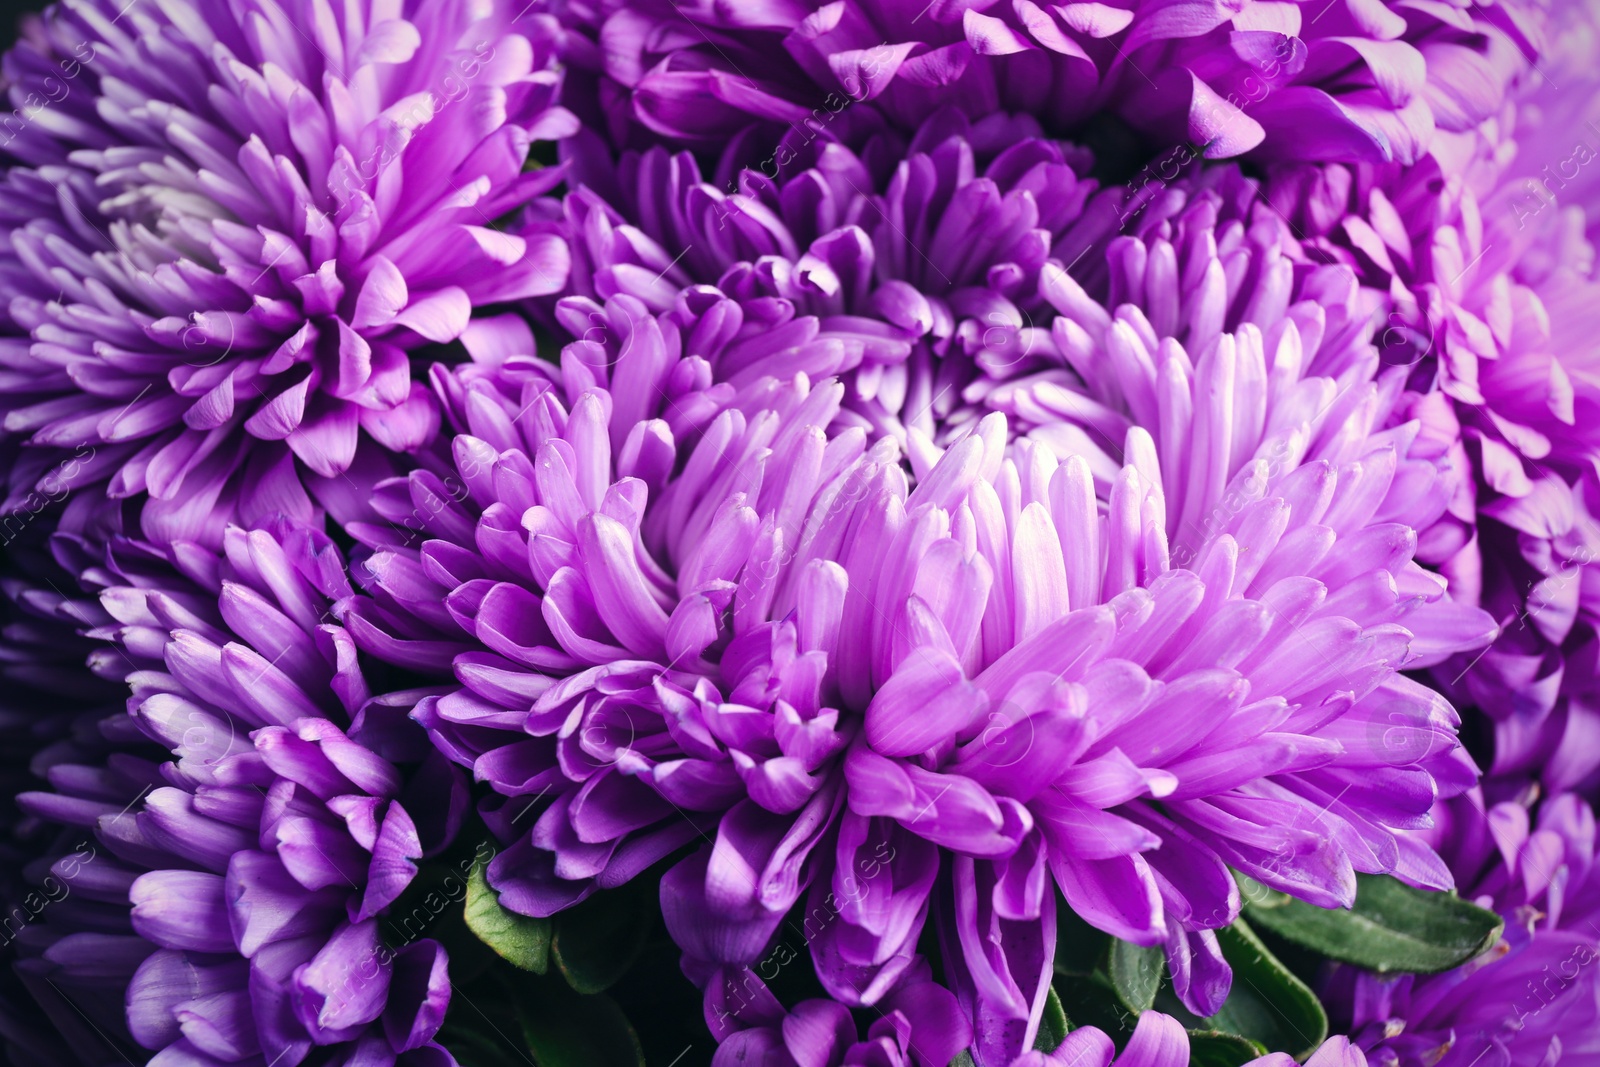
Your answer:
710;990;1373;1067
0;503;146;1066
707;957;971;1067
1014;1013;1369;1067
0;0;574;548
1325;787;1600;1067
13;519;467;1066
0;518;126;862
553;0;1540;164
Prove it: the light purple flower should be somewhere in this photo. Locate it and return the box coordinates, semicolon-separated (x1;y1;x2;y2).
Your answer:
1493;0;1600;241
553;0;1540;164
0;0;575;548
690;390;1489;1063
328;89;1511;1061
347;278;1496;1066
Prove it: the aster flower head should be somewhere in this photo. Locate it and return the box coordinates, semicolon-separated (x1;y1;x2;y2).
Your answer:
13;518;468;1066
349;216;1496;1065
554;0;1541;165
684;377;1490;1063
344;305;877;915
563;107;1408;482
711;981;1374;1067
1015;1013;1370;1067
563;108;1116;447
1326;787;1600;1067
1260;9;1600;794
0;0;575;549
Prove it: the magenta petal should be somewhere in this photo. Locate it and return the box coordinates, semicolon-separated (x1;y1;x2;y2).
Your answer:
865;646;988;757
383;940;451;1052
1118;1011;1192;1067
939;855;1057;1066
1050;852;1165;945
291;920;391;1037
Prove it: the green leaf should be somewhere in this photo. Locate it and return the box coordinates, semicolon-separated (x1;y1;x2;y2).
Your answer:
1053;907;1113;978
1187;1031;1268;1067
463;858;550;973
551;879;655;994
1034;986;1070;1053
1050;914;1154;1041
947;1053;976;1067
1053;974;1138;1042
518;982;646;1067
1242;872;1503;975
1051;914;1138;1041
436;969;550;1067
436;1020;531;1067
1199;919;1328;1058
1108;939;1163;1014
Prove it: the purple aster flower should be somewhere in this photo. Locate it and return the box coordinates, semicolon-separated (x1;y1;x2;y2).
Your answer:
1324;786;1600;1067
0;0;575;548
559;108;1118;450
706;957;971;1067
12;518;468;1066
711;987;1373;1067
1262;26;1600;794
327;93;1507;1063
347;264;1495;1065
343;307;868;916
672;394;1489;1063
561;109;1416;474
1014;1013;1369;1067
552;0;1539;164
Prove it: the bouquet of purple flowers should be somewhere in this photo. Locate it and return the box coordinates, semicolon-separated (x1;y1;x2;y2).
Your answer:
0;1;1597;1065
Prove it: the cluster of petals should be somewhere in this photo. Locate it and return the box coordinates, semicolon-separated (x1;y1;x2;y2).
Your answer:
0;0;575;547
1262;7;1600;794
14;519;465;1067
347;193;1496;1061
553;0;1541;165
1325;787;1600;1067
